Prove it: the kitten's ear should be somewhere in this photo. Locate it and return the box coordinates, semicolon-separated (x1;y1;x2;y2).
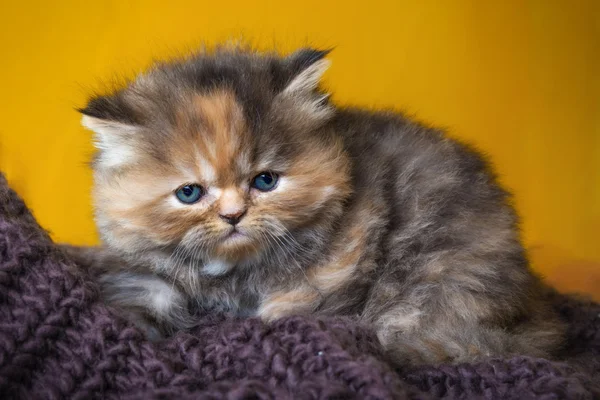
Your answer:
79;95;140;168
80;115;138;149
283;48;332;95
276;48;334;125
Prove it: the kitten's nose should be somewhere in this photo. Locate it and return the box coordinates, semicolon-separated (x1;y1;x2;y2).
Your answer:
219;210;246;226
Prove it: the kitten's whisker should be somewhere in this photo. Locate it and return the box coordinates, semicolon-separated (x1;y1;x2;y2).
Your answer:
168;242;194;291
261;223;318;295
268;224;323;297
262;220;313;264
167;243;185;280
189;241;207;290
256;231;278;266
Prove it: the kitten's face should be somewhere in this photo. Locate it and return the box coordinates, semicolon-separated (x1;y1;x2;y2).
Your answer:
82;48;351;275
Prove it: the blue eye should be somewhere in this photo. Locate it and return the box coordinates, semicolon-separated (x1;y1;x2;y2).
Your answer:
251;172;279;192
175;184;204;204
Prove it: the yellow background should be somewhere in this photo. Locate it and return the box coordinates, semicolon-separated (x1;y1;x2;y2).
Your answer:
1;1;599;299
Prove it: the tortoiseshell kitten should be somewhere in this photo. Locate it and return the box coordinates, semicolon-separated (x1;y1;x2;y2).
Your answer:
64;46;564;365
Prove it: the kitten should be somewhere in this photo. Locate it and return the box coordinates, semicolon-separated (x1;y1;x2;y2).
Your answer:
64;45;564;366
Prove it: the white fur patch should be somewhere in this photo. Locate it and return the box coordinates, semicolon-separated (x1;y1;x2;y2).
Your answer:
197;153;216;183
203;259;235;276
100;143;138;169
145;279;180;314
81;115;139;168
101;272;185;317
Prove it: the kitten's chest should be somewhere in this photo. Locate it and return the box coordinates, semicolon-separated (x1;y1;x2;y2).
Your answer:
185;272;263;317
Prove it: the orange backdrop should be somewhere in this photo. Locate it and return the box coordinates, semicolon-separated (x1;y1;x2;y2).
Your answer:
1;1;598;299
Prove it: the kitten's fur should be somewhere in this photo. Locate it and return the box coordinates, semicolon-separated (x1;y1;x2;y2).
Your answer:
65;46;564;366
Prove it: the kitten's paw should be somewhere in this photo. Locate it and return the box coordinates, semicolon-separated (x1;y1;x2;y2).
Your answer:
258;306;286;323
259;288;319;322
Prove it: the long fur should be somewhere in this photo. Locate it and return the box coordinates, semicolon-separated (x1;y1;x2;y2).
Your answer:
65;45;565;366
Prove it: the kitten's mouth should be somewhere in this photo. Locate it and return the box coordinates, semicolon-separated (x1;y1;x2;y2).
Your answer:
227;230;244;238
216;228;256;257
223;228;248;241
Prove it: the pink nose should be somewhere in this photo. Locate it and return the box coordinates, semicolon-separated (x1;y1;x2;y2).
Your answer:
219;210;246;226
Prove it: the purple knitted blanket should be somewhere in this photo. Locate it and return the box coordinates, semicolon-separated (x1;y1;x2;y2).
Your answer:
0;173;598;399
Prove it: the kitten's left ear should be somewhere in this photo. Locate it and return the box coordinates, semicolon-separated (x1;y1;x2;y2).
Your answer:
283;48;332;95
276;48;333;124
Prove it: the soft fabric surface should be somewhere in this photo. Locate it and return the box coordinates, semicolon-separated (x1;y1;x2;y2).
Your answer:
0;173;598;400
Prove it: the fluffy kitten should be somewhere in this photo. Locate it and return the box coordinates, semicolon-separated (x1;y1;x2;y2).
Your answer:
64;46;564;365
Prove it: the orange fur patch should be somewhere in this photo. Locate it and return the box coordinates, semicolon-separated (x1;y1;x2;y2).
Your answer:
258;287;320;321
306;202;378;292
191;91;250;186
308;223;367;292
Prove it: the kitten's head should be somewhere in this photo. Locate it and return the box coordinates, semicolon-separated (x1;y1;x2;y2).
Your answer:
81;46;351;276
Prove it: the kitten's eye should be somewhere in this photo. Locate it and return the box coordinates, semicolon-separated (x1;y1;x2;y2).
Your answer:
251;172;279;192
175;184;204;204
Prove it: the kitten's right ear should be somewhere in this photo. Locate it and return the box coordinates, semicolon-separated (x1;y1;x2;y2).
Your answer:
79;95;140;168
80;115;138;149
